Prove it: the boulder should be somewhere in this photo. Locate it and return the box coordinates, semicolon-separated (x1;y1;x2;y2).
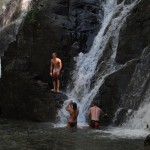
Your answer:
93;59;138;124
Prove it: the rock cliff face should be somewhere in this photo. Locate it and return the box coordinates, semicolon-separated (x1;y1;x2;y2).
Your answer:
116;0;150;64
0;0;101;121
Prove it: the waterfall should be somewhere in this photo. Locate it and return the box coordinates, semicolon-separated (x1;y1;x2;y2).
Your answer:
126;89;150;129
0;0;32;77
119;46;150;129
58;0;140;125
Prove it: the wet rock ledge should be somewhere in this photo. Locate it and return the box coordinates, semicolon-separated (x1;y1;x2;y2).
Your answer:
0;74;67;122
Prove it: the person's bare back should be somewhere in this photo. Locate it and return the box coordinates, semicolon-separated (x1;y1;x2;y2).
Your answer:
89;106;101;121
88;102;107;129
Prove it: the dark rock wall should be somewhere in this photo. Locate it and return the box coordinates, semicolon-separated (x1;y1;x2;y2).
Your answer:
116;0;150;64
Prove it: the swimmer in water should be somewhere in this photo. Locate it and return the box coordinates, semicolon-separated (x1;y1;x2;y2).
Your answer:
65;100;79;128
88;101;107;129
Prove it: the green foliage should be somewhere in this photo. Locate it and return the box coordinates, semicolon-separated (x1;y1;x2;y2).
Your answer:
5;61;15;72
144;134;150;147
24;8;39;26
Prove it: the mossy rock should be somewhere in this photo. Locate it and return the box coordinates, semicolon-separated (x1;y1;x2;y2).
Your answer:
5;61;15;72
24;8;39;26
144;134;150;147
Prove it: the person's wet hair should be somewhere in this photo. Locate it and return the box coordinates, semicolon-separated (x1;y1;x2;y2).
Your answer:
72;102;77;110
93;101;98;106
52;52;57;56
99;104;103;108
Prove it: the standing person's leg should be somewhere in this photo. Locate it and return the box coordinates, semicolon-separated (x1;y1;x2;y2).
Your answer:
52;74;56;92
57;79;60;92
56;72;60;92
53;80;56;91
95;121;99;129
90;120;95;129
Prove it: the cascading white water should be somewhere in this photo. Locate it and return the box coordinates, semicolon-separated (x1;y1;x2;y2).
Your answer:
0;0;32;77
58;0;140;125
126;88;150;129
121;47;150;129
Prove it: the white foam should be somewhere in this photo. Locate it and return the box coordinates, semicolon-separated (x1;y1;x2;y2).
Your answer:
53;123;149;139
54;123;88;129
94;127;149;139
126;101;150;129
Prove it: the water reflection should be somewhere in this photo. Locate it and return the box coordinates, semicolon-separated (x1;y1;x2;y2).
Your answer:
0;119;145;150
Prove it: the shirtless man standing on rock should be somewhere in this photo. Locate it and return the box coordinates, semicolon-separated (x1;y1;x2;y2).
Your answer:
50;53;62;92
88;101;107;129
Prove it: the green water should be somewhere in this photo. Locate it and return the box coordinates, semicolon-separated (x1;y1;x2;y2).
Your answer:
0;119;145;150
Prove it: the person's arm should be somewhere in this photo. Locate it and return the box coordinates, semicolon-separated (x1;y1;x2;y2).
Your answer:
58;59;62;70
65;100;73;112
87;108;91;118
50;60;53;76
100;109;107;117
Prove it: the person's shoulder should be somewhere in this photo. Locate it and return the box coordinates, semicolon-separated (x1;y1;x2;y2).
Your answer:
99;108;103;112
90;107;93;110
97;107;101;111
57;58;61;62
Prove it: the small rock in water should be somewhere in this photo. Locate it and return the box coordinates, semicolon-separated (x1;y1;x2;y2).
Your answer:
144;134;150;147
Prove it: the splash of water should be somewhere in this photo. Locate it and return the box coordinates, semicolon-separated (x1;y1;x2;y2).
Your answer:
126;100;150;129
94;127;149;139
58;0;140;124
